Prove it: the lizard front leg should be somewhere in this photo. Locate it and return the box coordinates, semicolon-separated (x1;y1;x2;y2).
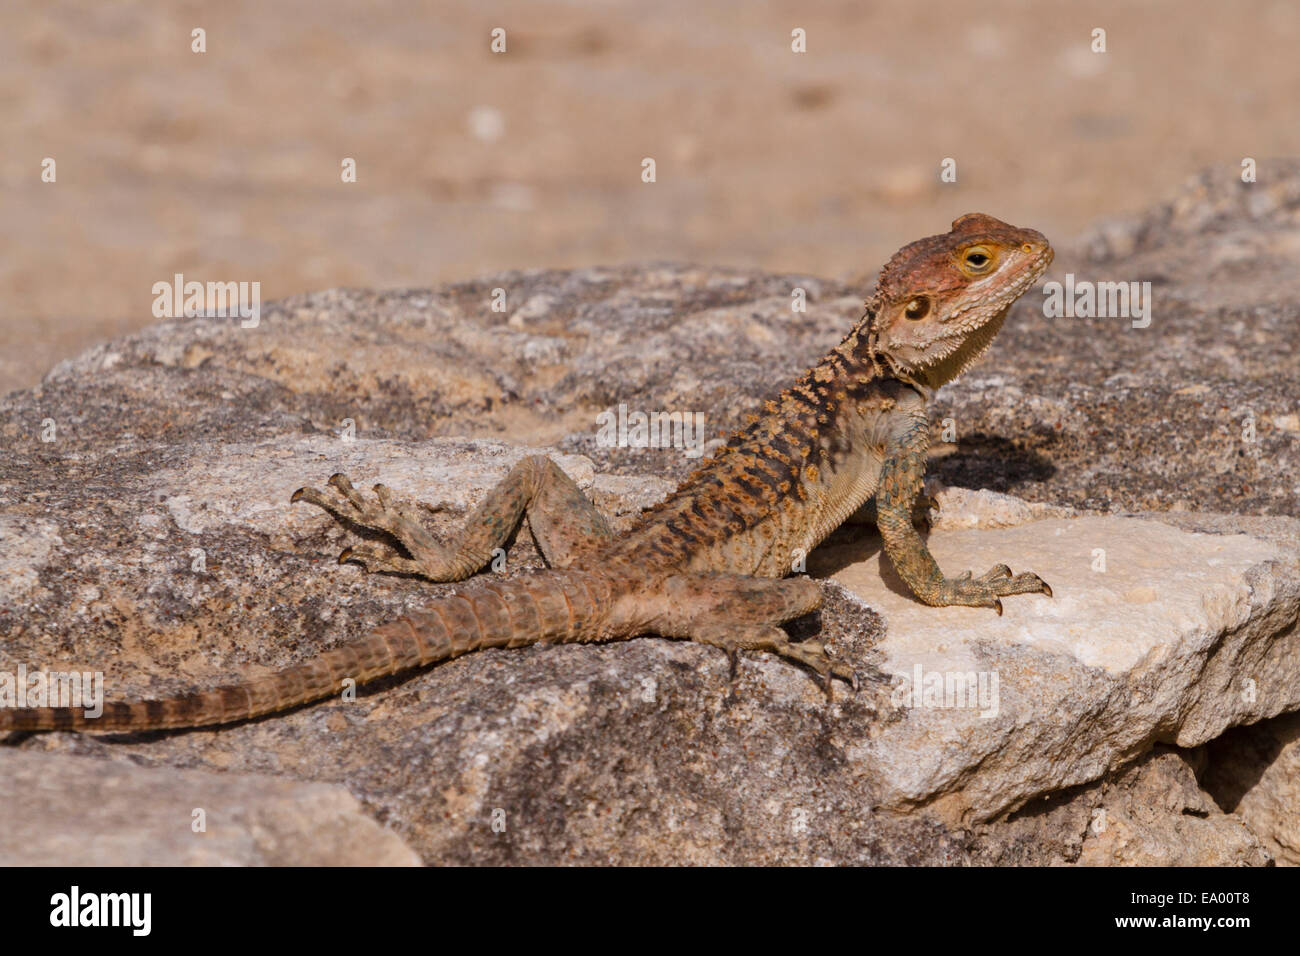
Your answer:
875;410;1051;614
292;454;613;580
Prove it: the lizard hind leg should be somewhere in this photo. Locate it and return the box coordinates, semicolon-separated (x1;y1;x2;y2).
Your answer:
291;455;612;581
656;574;856;694
517;456;614;567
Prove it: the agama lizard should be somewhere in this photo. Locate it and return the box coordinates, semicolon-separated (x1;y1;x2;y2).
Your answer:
2;213;1054;732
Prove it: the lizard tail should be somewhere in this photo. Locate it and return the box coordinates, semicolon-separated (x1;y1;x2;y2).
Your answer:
0;570;616;733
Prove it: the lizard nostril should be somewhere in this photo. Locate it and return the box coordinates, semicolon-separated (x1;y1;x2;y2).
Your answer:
1022;243;1033;252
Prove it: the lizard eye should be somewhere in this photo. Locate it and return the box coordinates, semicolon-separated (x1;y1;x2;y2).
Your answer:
962;246;994;273
903;296;930;320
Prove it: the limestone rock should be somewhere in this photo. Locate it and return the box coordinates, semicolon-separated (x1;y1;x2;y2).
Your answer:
812;514;1299;821
1075;748;1269;866
0;748;420;866
1203;712;1300;865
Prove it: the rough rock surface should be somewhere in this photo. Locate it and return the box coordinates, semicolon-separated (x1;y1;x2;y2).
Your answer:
1075;747;1270;866
1203;712;1300;865
0;748;421;865
1;164;1298;864
815;509;1299;822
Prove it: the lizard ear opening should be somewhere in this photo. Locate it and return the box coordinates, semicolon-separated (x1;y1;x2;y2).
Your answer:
903;296;931;320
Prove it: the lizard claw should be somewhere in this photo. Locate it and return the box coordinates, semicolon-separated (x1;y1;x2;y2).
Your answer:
829;658;859;694
937;565;1051;610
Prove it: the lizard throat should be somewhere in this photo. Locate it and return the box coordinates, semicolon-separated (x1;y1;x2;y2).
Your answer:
910;307;1010;390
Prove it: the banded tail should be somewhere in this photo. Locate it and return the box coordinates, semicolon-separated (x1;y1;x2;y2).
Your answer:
0;571;615;733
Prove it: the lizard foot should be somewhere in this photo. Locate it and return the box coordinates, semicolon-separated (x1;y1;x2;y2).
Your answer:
291;474;458;577
690;623;858;700
935;564;1052;614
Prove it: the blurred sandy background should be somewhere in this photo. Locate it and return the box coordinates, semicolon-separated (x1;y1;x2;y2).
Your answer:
1;0;1297;396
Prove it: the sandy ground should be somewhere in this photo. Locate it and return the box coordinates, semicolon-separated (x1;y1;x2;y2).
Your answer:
1;0;1298;395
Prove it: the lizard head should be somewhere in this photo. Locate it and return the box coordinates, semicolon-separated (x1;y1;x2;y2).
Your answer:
867;213;1053;389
